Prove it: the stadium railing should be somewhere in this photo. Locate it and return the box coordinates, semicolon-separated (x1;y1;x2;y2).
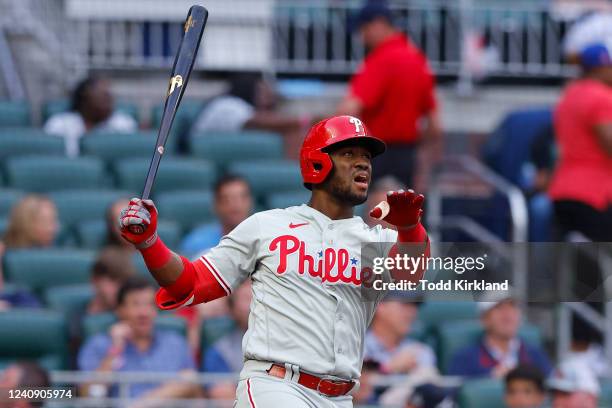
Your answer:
10;0;578;79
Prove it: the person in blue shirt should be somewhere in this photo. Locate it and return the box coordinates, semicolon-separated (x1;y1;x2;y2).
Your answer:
78;276;202;401
180;175;253;259
448;296;552;379
201;281;252;400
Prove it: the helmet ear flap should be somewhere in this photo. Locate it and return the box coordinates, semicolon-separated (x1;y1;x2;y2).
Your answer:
304;150;333;185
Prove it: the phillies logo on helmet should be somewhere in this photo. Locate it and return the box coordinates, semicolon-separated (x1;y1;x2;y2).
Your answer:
348;117;364;134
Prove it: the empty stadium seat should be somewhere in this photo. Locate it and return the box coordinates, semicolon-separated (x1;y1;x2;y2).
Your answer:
0;129;65;160
0;189;23;217
3;249;95;294
418;301;479;331
228;160;302;198
43;99;139;123
0;309;68;369
436;320;542;373
80;131;174;163
267;190;310;209
190;131;284;168
0;101;30;127
44;284;94;321
50;189;130;229
6;156;108;192
75;219;182;250
601;379;612;407
0;218;7;237
458;378;504;408
113;158;215;195
82;312;187;339
156;191;214;232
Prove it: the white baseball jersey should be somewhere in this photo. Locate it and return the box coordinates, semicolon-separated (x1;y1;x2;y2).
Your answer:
200;204;397;380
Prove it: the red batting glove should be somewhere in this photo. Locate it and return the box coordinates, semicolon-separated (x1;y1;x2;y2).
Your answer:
369;189;425;229
119;198;159;249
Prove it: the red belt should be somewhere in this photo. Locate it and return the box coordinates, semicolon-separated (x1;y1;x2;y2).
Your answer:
267;364;355;397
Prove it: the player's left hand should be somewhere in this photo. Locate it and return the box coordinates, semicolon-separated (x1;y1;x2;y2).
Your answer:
369;189;424;229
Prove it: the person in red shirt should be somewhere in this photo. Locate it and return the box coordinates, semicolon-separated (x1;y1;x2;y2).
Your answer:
337;1;441;190
549;42;612;241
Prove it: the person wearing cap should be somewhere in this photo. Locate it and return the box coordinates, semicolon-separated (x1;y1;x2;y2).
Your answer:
548;42;612;241
337;1;441;190
448;297;551;379
548;359;600;408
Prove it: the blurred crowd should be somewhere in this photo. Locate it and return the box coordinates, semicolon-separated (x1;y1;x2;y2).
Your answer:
1;1;612;407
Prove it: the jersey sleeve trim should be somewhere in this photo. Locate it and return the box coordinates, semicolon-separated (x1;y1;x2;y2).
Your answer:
200;255;232;295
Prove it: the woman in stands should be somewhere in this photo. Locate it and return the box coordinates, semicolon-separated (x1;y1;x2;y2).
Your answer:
0;195;58;309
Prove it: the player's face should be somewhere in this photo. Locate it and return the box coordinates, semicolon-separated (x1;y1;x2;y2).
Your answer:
325;145;372;206
505;379;545;408
117;288;157;338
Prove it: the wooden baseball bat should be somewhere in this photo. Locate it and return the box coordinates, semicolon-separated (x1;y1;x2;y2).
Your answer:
129;5;208;234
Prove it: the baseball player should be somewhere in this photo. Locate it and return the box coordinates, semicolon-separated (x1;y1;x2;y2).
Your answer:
119;115;429;407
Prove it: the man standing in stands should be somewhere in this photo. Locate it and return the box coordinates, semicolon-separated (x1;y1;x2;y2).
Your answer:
337;1;441;190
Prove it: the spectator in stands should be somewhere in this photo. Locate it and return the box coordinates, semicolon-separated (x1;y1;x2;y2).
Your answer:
180;175;253;259
504;365;546;408
563;9;612;64
106;198;134;251
364;293;439;404
337;1;442;189
201;281;252;400
0;361;50;408
78;276;201;401
44;76;137;157
190;72;309;159
548;359;600;408
87;247;136;315
549;42;612;241
363;176;405;228
0;195;57;309
448;296;552;378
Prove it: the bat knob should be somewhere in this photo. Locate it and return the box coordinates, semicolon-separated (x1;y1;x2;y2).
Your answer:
128;224;146;235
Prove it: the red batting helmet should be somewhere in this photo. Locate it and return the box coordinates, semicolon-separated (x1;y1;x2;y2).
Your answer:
300;115;386;189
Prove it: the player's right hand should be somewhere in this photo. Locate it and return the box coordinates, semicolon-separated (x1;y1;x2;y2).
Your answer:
119;198;158;249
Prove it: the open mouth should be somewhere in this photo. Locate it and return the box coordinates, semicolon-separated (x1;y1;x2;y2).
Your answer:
353;173;369;189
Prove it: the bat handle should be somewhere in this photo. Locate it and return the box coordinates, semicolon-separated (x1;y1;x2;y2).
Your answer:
128;224;146;235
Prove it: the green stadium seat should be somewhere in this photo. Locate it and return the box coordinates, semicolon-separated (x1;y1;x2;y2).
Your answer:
190;131;284;168
419;301;479;331
0;101;30;127
0;189;23;217
3;249;95;294
200;317;236;354
601;379;612;407
0;129;65;160
436;320;542;373
75;219;181;250
81;131;174;163
6;156;108;192
228;160;302;198
82;312;187;339
44;284;94;321
458;378;504;408
50;189;130;229
114;158;216;196
267;190;310;209
156;191;214;232
0;309;68;369
0;217;7;237
43;99;139;123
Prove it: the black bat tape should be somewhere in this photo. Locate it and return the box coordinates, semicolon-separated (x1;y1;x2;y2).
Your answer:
128;5;209;235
